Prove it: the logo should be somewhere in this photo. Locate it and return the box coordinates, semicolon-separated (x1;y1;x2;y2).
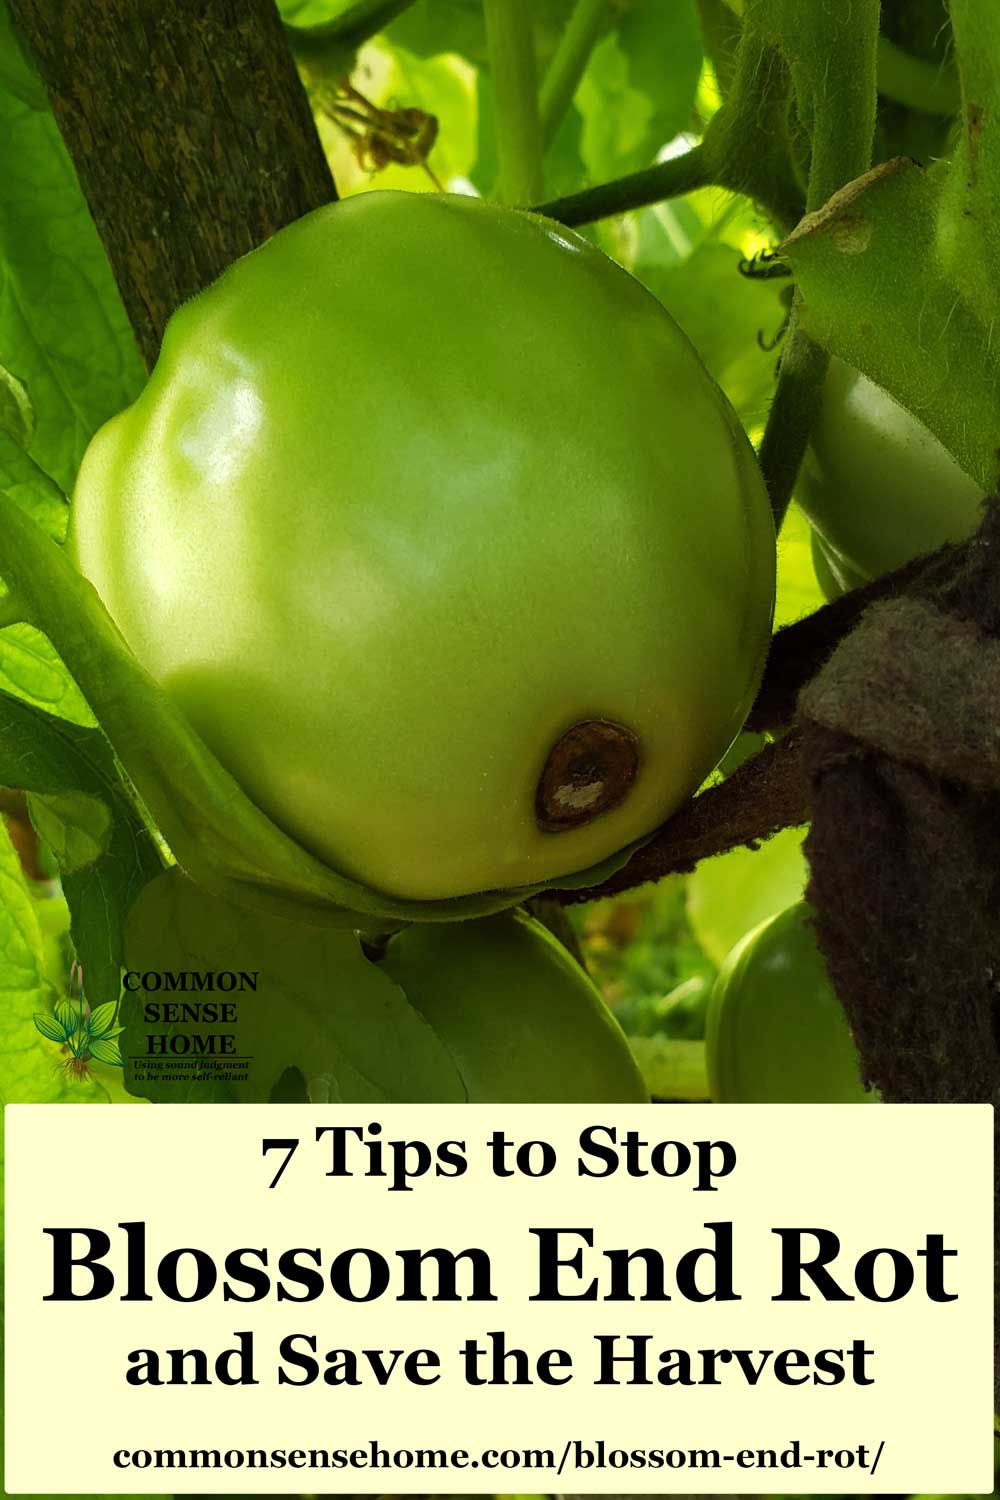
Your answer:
31;969;260;1094
33;968;124;1083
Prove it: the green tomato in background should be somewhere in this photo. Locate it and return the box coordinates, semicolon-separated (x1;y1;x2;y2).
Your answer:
798;357;984;586
69;190;775;904
378;909;648;1102
706;900;877;1103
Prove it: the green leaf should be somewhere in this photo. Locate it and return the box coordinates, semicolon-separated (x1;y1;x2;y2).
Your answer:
122;869;465;1103
0;76;119;728
0;623;95;725
686;824;808;966
782;157;1000;491
61;830;161;1019
556;1;703;186
0;687;162;1009
387;0;575;72
0;428;69;540
0;816;47;1006
54;997;79;1036
0;88;144;496
86;1034;123;1066
0;0;47;110
744;0;879;210
279;0;354;23
633;240;785;432
0;422;80;729
615;0;703;161
0;816;114;1103
32;1012;65;1042
0;362;34;446
387;0;490;62
26;790;113;872
576;30;655;182
541;98;587;200
85;999;120;1039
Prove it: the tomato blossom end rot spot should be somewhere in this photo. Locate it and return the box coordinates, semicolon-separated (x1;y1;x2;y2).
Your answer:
536;719;641;833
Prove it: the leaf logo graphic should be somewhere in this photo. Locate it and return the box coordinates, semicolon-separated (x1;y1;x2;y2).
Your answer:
33;975;124;1075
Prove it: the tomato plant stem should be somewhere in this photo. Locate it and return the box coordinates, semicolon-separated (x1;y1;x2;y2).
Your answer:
757;308;828;529
698;29;805;234
795;5;879;212
740;2;878;527
539;0;608;148
875;36;959;117
483;0;545;204
535;144;711;226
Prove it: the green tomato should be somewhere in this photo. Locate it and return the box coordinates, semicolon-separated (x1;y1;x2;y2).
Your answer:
706;900;877;1103
69;190;775;903
798;357;983;583
378;909;648;1102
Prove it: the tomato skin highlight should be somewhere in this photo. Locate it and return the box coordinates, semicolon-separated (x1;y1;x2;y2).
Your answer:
378;909;648;1103
799;357;984;587
706;901;877;1104
69;190;774;903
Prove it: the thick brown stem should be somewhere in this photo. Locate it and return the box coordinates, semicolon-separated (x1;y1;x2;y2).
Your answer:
9;0;335;368
555;531;979;908
556;730;809;905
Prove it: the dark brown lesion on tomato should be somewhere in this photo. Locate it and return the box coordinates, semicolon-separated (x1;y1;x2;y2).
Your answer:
536;720;641;833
